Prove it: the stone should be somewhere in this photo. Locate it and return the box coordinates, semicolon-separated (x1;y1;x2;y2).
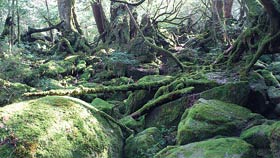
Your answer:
91;98;114;115
177;99;264;145
124;127;164;158
144;96;188;129
155;138;256;158
200;81;250;105
0;96;123;157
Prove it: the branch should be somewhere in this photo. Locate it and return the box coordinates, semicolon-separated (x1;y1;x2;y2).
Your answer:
125;4;185;71
111;0;145;6
23;77;175;97
25;21;64;35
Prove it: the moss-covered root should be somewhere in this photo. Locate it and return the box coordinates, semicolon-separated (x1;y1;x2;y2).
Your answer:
130;87;194;119
23;77;175;97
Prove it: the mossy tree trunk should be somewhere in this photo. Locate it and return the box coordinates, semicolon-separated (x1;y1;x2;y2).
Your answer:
219;0;280;75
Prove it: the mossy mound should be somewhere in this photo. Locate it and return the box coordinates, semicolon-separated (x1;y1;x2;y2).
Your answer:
124;127;164;158
270;121;280;158
177;99;263;145
155;138;256;158
0;96;123;158
0;79;34;106
91;98;114;115
200;82;250;105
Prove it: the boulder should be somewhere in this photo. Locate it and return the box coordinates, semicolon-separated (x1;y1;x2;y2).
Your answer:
268;86;280;104
155;138;256;158
177;99;264;145
269;121;280;158
0;96;123;158
91;98;114;115
200;82;250;105
144;96;188;128
39;60;68;78
267;62;280;75
124;127;164;158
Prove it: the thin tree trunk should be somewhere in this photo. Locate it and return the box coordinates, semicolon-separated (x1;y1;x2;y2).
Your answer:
45;0;53;42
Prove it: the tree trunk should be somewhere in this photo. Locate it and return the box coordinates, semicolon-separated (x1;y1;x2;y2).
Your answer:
223;0;234;19
57;0;77;34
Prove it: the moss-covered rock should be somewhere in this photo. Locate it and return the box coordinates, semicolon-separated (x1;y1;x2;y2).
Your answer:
258;70;280;87
144;96;188;129
241;124;272;148
119;116;144;132
200;82;250;105
125;90;153;114
91;98;114;115
0;79;34;106
268;62;280;75
268;86;280;104
177;99;264;145
124;127;164;158
39;60;67;78
0;96;123;158
155;137;256;158
269;121;280;158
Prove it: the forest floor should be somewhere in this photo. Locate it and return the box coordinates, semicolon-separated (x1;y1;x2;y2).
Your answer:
1;42;280;157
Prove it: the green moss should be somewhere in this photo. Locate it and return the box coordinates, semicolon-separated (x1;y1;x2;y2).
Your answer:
155;138;256;158
0;79;34;106
241;124;272;148
125;90;153;114
269;121;280;158
144;96;188;128
258;70;279;87
39;61;67;78
119;116;144;132
200;82;250;105
0;96;123;158
124;127;164;158
177;99;264;145
91;98;114;115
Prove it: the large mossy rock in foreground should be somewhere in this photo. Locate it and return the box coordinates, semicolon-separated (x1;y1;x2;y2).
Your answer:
177;99;264;145
155;137;256;158
0;96;123;158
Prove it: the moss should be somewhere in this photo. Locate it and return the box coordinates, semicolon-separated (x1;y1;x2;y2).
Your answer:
200;81;250;105
0;79;34;106
144;96;188;128
177;99;264;145
258;70;280;87
76;60;87;72
124;127;164;158
241;124;272;148
39;60;67;78
119;116;144;132
269;121;280;158
0;96;123;158
125;90;153;114
155;137;256;158
91;98;114;115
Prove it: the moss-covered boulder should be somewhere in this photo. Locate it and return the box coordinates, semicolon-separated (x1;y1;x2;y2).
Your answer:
0;96;123;158
39;60;68;78
240;124;273;158
200;82;250;105
91;98;114;115
268;62;280;75
155;138;256;158
0;79;34;106
124;127;164;158
270;121;280;158
144;96;188;129
241;124;272;148
177;99;263;145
